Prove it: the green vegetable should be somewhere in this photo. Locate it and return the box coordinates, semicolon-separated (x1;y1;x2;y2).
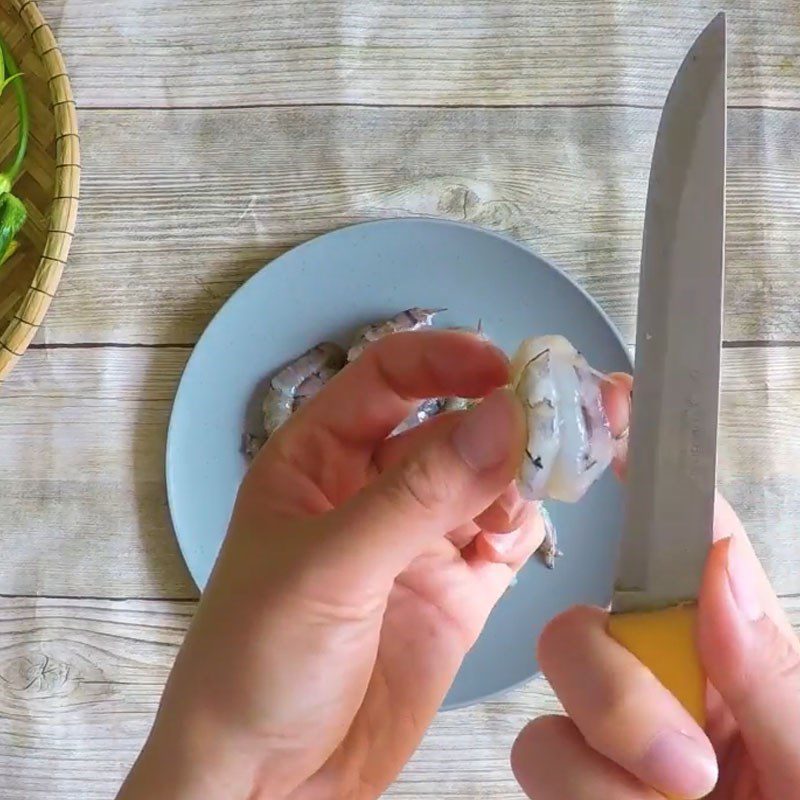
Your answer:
0;37;29;268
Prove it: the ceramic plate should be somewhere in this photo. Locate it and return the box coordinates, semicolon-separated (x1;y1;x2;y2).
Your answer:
167;218;632;709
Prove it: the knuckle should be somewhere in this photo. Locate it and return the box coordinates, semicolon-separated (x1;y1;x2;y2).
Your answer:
716;617;800;707
775;645;800;685
537;605;599;671
511;715;563;766
511;716;583;795
754;618;800;690
393;451;452;513
523;714;575;744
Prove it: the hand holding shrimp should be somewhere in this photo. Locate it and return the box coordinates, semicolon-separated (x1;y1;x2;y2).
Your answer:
124;329;628;800
248;312;624;567
117;324;800;800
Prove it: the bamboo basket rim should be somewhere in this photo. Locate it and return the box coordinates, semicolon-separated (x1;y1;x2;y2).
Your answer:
0;0;80;381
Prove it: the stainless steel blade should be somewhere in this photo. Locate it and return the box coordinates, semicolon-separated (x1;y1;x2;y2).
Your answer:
613;13;726;614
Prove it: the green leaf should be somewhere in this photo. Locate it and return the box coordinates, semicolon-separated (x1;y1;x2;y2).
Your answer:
0;37;28;183
0;72;22;94
0;193;26;261
0;238;18;267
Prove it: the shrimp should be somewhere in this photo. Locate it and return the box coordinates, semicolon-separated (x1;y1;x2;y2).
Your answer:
441;396;474;413
536;503;562;569
347;307;444;361
393;397;446;435
243;433;267;459
507;335;614;571
511;335;614;504
262;342;346;437
293;365;340;410
388;319;485;434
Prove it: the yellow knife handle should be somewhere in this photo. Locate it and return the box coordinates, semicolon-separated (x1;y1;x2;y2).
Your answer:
608;604;706;727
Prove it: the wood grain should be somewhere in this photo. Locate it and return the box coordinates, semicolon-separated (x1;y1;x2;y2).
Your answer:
0;593;797;799
28;105;800;346
0;595;549;800
0;346;196;598
35;0;800;109
2;0;799;794
1;345;800;597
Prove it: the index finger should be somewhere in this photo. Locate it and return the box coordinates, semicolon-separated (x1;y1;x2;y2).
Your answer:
283;329;509;448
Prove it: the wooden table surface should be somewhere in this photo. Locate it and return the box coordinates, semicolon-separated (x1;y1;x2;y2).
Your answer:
1;1;800;796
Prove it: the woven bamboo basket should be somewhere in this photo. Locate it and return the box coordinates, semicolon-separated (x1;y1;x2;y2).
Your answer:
0;0;79;381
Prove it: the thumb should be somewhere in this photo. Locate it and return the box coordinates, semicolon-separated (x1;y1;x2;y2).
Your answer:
321;387;525;586
698;535;800;798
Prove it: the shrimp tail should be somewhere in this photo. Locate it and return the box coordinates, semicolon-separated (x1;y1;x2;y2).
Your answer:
536;503;562;569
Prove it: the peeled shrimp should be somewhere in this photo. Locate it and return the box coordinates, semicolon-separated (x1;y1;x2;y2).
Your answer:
262;342;346;437
347;307;444;362
511;335;614;504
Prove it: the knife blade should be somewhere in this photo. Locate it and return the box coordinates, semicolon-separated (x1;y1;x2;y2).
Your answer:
608;12;726;730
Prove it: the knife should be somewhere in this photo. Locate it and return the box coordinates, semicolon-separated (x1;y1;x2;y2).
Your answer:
607;12;726;732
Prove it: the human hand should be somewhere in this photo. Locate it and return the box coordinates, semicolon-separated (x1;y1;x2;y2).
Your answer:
512;383;800;799
119;329;551;800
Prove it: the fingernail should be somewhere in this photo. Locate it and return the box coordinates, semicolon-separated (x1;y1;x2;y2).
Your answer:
452;388;517;471
484;529;521;555
642;730;718;799
726;536;764;622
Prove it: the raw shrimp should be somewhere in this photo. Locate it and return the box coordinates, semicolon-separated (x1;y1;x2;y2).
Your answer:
294;364;340;409
245;363;343;459
347;307;444;362
244;433;267;460
511;335;614;504
393;397;446;435
441;396;474;413
435;323;485;416
388;319;485;434
536;504;561;569
262;342;346;437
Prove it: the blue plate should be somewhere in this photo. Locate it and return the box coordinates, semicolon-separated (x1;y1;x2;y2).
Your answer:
167;218;632;709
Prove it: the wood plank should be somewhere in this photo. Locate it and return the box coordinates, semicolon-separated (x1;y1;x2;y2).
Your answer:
1;345;800;597
36;105;800;345
0;593;798;799
0;347;197;598
36;0;800;109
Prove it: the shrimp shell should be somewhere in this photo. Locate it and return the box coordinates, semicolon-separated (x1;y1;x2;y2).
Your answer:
536;503;562;569
293;364;340;410
392;397;446;435
262;341;345;436
441;396;474;413
389;320;485;434
244;433;267;459
347;307;444;362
